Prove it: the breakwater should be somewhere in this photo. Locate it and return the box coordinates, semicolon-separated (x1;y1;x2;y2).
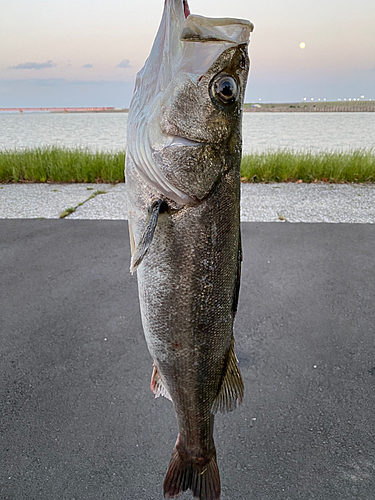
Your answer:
244;101;375;112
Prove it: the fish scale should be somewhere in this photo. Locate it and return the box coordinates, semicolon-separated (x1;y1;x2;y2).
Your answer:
125;1;253;499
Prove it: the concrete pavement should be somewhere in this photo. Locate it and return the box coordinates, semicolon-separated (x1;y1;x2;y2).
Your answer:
1;182;375;222
1;220;374;499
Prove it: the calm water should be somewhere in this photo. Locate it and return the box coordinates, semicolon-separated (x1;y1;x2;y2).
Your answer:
1;112;374;153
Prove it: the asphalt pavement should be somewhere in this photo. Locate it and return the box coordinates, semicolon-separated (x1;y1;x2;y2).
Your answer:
1;219;374;500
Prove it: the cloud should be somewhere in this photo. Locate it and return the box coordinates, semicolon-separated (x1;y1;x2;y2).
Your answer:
9;60;57;70
117;59;131;69
82;64;93;69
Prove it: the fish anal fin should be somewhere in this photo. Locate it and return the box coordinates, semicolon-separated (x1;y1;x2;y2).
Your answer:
212;340;244;414
151;364;172;401
164;435;221;500
130;199;167;273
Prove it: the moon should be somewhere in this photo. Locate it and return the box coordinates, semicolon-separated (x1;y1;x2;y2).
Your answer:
299;42;306;49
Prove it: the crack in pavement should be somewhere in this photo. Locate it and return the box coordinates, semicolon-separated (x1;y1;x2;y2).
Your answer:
60;187;112;218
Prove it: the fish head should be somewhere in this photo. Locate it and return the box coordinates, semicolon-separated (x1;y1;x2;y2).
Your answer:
126;0;254;205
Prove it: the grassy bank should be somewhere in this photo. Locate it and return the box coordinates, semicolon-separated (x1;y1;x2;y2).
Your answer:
0;147;125;183
1;146;374;184
240;149;375;183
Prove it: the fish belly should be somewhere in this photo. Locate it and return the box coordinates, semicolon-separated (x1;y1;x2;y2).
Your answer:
138;173;239;425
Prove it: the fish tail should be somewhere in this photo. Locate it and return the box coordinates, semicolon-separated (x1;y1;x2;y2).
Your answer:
163;436;220;500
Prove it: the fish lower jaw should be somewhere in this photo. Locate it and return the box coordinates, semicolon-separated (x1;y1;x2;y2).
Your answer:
165;135;204;148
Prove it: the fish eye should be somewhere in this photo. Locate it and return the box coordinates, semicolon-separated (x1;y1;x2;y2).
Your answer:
211;74;239;106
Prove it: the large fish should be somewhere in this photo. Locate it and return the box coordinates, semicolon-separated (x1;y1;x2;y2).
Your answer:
125;1;253;499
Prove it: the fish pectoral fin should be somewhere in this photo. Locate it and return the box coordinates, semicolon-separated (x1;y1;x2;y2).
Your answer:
211;340;244;414
130;199;166;273
150;364;172;401
128;221;136;257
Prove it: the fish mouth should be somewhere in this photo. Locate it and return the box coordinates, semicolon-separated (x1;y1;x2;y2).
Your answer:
166;135;203;148
149;131;205;152
181;15;254;44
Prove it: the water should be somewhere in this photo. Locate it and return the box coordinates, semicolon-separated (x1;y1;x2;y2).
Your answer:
0;113;127;152
1;112;374;153
242;113;375;153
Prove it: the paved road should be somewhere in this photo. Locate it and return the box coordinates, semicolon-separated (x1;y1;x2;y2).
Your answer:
1;220;375;499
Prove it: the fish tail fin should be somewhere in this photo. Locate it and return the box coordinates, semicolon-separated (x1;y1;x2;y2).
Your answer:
163;436;221;500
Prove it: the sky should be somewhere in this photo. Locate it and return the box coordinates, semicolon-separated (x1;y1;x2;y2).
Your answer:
1;0;374;107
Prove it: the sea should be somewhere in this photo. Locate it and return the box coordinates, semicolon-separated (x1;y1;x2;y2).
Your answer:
1;112;374;154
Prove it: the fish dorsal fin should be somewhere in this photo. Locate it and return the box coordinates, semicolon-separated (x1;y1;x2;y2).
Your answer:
232;230;242;316
130;199;166;273
151;364;172;401
212;340;244;414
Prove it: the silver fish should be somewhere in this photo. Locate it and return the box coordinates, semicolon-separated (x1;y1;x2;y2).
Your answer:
125;1;253;499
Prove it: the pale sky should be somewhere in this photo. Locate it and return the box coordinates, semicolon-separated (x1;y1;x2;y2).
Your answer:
1;0;374;107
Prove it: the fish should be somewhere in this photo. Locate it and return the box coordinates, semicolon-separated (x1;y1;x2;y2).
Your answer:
125;1;253;499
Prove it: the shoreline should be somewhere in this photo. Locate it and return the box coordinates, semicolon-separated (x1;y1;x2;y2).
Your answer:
57;101;375;113
244;101;375;113
1;101;374;114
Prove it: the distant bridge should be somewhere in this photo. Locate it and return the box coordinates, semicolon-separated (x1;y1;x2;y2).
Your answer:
0;107;115;113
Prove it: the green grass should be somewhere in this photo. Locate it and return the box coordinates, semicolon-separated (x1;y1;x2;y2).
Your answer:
240;149;375;183
0;146;125;183
60;207;76;218
1;146;374;184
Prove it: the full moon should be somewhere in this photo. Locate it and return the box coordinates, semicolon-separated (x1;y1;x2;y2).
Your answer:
299;42;306;49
